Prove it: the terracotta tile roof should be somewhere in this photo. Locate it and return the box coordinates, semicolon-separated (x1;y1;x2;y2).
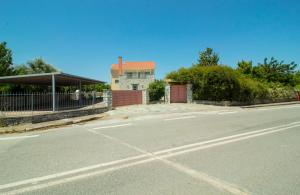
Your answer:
111;61;155;71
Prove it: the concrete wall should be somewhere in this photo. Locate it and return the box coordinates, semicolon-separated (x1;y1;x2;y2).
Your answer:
0;107;108;127
111;77;120;90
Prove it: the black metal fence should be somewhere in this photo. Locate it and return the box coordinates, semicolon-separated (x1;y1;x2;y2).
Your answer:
0;92;105;117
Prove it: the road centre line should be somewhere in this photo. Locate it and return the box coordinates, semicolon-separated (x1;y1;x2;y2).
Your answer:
153;121;300;155
158;123;300;159
2;121;300;194
93;123;132;130
0;153;149;191
88;129;250;195
164;115;196;121
0;135;39;141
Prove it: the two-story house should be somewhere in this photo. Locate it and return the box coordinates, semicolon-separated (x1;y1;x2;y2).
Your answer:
111;56;155;90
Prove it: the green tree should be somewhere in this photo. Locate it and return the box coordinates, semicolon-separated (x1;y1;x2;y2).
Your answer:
237;60;252;75
81;83;111;92
253;57;297;86
197;48;219;66
149;80;166;101
0;42;14;76
14;65;31;75
26;58;57;74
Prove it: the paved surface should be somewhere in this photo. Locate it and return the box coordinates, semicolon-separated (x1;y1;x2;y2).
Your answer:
0;104;300;194
107;103;241;118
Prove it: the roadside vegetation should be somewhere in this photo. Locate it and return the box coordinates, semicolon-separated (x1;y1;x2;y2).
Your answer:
0;42;109;93
167;48;299;103
149;80;166;101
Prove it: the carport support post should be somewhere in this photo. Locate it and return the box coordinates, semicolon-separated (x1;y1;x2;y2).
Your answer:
52;74;56;112
165;84;171;104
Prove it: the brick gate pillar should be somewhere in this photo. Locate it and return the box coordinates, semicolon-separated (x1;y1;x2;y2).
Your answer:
103;89;112;110
186;84;193;103
165;84;171;104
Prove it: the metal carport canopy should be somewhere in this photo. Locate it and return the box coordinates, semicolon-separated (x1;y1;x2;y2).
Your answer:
0;72;105;112
0;72;104;86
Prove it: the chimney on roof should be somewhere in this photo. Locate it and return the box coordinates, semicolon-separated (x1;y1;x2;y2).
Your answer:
118;56;123;75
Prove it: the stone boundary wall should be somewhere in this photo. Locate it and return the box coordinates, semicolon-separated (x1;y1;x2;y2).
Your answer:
0;107;108;127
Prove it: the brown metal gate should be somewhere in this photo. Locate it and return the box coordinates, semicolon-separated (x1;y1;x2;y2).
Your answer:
170;85;187;103
112;90;142;107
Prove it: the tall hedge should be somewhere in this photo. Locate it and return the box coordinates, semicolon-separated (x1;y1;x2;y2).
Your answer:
166;65;296;102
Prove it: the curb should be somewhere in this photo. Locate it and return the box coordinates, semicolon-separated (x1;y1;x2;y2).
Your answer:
241;101;300;108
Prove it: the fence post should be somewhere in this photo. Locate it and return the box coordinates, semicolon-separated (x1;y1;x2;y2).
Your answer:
186;84;193;103
31;93;34;116
52;74;56;112
103;89;112;110
165;84;171;104
92;91;95;106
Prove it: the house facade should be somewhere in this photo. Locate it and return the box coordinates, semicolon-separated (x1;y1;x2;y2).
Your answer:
111;56;155;90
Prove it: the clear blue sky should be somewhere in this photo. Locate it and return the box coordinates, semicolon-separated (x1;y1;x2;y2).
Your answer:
1;0;299;82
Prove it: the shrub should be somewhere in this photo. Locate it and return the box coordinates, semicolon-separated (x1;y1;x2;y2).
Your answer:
189;65;241;101
149;80;166;101
237;76;269;102
167;64;297;102
265;82;297;100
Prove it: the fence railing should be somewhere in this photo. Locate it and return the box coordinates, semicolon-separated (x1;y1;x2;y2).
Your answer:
0;92;105;117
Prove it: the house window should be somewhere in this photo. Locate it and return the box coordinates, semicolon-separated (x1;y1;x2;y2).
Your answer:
138;72;145;79
132;84;139;90
126;72;132;79
145;72;150;78
115;79;119;84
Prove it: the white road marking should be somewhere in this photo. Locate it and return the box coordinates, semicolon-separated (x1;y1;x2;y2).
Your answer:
218;111;238;115
0;135;39;141
153;121;300;155
159;123;300;159
90;130;250;195
164;115;196;121
2;121;300;194
161;159;250;195
0;153;149;191
93;123;132;130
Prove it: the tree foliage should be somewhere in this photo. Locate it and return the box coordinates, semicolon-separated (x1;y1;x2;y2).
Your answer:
196;48;219;67
149;80;166;101
0;42;107;93
237;60;252;75
0;42;14;76
252;57;297;85
15;58;57;75
167;48;299;102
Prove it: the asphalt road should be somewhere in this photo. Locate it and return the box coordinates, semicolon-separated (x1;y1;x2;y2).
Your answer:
1;104;300;195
